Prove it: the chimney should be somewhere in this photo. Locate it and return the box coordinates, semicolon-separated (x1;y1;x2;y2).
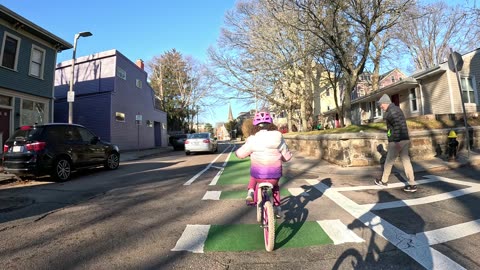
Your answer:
136;59;144;70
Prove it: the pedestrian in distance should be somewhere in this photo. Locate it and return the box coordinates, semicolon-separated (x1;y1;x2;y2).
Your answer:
235;110;293;218
374;94;418;192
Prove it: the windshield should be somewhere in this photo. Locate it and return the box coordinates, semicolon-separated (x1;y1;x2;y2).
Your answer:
188;133;209;139
7;126;44;142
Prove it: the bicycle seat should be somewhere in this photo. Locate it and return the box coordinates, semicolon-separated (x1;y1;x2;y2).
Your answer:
258;183;274;189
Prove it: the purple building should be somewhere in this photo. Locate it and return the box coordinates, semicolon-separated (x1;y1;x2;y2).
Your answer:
54;49;167;150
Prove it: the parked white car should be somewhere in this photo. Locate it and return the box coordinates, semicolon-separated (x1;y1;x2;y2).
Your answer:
185;132;218;155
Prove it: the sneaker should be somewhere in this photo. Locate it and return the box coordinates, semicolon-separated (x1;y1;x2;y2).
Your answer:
245;189;254;203
273;206;282;219
403;185;417;192
374;178;388;187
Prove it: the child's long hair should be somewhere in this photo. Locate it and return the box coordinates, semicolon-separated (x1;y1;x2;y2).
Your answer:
252;122;278;135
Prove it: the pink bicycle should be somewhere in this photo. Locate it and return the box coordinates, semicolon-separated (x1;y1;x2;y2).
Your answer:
247;182;275;252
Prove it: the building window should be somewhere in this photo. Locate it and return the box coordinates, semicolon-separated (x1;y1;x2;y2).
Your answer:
116;67;127;80
461;77;475;103
136;79;142;89
21;99;46;125
115;112;125;122
409;88;418;112
1;32;21;70
29;45;45;79
0;94;12;106
370;101;381;118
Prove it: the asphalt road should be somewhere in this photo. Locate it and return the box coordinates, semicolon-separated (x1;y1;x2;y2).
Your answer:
0;142;479;270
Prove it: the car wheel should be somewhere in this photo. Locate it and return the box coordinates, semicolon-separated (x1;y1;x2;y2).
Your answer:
105;152;120;170
52;157;72;182
185;151;191;156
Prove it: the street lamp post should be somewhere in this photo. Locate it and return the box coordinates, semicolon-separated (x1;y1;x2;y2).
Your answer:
68;31;92;124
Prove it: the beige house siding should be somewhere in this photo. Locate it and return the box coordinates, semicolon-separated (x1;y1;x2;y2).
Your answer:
420;73;451;114
399;87;422;118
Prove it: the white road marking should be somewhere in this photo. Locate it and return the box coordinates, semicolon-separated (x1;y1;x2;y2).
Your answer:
209;168;224;186
317;220;364;245
171;225;211;253
423;175;480;187
308;179;466;270
183;145;232;185
418;219;480;246
223;147;235;167
202;191;221;200
364;186;480;210
332;178;439;191
288;188;310;197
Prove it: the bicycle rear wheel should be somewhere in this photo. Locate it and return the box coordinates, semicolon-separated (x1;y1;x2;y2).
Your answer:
263;201;275;252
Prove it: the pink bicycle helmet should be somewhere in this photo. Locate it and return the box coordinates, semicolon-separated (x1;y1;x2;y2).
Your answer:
253;111;273;126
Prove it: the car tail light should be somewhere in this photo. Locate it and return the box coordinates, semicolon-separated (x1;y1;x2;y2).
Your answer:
185;140;190;144
3;145;8;153
203;139;210;143
20;125;33;131
25;142;46;152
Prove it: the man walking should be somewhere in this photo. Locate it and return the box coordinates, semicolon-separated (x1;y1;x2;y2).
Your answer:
374;94;417;192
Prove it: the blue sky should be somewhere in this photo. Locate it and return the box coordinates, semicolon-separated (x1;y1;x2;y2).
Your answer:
2;0;244;124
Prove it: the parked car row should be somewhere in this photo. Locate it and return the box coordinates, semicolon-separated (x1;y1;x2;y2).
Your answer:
2;123;120;182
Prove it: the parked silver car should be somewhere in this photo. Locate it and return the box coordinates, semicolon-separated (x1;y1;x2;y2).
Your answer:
184;132;218;155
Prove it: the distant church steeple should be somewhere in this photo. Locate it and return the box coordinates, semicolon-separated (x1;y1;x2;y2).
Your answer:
228;103;234;122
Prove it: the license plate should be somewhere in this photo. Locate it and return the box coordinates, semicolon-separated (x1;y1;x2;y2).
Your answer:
12;146;22;152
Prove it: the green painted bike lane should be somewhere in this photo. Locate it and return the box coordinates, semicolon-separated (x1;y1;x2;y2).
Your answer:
178;152;353;252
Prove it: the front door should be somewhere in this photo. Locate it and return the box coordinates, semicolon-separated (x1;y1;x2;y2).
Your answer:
391;94;400;106
0;108;11;147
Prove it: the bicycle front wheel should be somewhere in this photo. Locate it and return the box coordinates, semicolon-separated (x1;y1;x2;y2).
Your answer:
263;201;275;252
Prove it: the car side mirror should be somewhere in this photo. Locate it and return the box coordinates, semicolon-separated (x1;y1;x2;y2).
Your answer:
91;136;100;144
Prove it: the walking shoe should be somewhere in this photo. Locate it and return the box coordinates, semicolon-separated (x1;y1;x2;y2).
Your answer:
403;185;417;192
245;189;254;203
274;206;282;219
374;178;388;187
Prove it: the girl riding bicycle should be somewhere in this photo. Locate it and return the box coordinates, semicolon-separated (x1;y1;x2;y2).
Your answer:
235;110;292;217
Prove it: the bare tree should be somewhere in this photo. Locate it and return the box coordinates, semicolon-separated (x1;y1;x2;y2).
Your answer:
394;0;479;71
147;50;211;132
273;0;413;126
209;0;322;131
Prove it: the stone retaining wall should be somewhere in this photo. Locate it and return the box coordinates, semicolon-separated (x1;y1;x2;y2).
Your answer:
283;127;480;167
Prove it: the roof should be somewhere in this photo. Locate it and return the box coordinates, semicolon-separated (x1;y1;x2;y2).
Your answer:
0;5;72;51
353;77;419;105
411;66;446;80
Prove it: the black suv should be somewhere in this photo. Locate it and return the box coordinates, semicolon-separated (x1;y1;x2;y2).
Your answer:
2;123;120;181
